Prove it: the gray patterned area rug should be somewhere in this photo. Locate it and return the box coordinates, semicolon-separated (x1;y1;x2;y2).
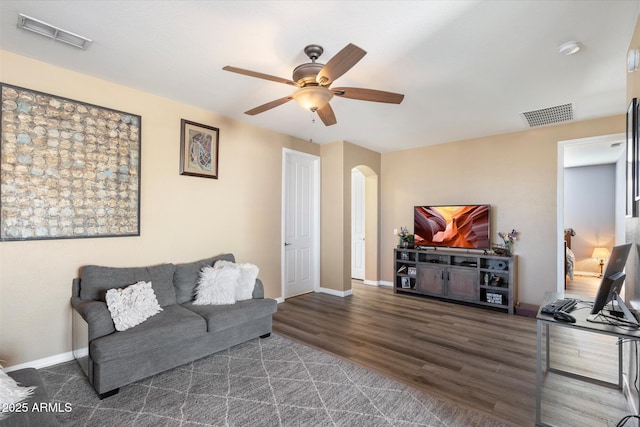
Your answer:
39;334;506;426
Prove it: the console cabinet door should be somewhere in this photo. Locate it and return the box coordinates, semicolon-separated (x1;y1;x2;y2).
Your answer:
446;268;478;301
417;265;445;296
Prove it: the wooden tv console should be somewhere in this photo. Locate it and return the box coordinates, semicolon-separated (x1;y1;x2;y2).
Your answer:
394;248;517;314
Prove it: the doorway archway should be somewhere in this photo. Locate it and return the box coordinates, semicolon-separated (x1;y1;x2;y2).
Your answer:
351;165;379;285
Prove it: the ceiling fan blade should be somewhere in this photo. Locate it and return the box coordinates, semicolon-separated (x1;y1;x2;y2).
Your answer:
317;103;337;126
245;96;293;115
316;43;367;86
223;66;297;86
332;87;404;104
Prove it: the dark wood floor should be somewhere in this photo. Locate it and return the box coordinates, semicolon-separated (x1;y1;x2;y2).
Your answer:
272;281;629;427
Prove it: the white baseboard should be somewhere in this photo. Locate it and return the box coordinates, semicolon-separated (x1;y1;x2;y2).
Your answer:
4;349;82;373
318;287;353;297
275;297;285;304
363;280;380;286
379;281;393;287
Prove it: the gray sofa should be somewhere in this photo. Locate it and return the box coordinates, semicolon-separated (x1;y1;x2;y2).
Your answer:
70;253;277;398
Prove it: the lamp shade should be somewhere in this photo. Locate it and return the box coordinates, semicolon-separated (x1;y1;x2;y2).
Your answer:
591;247;610;260
292;86;334;111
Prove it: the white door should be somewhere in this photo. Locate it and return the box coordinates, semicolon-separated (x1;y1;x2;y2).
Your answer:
283;150;319;298
351;169;365;280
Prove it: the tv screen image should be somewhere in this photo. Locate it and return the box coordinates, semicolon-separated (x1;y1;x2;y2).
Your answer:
414;205;490;249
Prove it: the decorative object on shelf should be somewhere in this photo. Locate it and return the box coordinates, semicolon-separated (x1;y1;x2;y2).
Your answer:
401;277;411;289
180;119;220;179
0;83;141;241
497;229;520;257
396;226;414;248
591;247;611;277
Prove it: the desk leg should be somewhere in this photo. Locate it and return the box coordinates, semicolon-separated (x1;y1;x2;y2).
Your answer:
618;338;623;389
545;323;550;371
536;319;543;426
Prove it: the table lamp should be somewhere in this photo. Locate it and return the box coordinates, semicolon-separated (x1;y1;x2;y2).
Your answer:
591;247;610;277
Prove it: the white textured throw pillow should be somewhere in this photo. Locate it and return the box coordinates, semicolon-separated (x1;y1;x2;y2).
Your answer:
194;265;239;305
106;281;162;332
0;366;35;420
216;260;259;301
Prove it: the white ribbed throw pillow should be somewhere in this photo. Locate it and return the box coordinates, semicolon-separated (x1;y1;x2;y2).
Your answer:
106;281;162;331
215;260;259;301
0;366;35;420
194;265;239;305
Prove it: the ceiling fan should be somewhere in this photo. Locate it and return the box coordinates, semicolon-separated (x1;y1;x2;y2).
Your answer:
223;43;404;126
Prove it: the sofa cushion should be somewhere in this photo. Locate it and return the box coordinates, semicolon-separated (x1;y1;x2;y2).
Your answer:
182;298;277;333
173;253;235;304
215;260;259;301
194;265;239;305
106;281;163;331
90;304;206;363
80;263;177;307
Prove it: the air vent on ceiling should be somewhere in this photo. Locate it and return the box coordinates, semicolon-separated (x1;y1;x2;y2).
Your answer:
521;103;574;127
17;13;92;49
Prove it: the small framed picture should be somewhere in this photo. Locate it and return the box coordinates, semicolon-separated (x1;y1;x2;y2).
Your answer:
180;119;220;179
401;277;411;289
408;267;417;276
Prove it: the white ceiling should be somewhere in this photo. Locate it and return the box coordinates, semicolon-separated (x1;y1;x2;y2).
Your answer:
0;0;639;156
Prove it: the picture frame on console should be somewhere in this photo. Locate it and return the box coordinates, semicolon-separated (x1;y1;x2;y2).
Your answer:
180;119;219;179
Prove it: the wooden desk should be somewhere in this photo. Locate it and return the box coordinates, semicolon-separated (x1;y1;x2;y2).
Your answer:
536;291;640;427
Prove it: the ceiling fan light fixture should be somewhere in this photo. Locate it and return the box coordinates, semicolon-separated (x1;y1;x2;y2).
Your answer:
292;86;334;111
558;41;581;56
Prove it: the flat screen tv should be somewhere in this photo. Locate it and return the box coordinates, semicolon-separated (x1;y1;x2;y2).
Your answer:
414;205;490;250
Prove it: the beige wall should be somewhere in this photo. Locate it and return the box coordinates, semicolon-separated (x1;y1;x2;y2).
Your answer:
0;50;319;366
320;141;381;292
381;116;623;305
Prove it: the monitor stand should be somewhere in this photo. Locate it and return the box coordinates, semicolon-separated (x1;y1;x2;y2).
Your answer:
587;292;639;325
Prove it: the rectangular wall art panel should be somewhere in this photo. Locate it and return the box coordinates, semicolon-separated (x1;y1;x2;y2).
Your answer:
0;83;141;241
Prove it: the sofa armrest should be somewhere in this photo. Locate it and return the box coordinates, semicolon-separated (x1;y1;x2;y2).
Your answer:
71;296;115;341
252;278;265;299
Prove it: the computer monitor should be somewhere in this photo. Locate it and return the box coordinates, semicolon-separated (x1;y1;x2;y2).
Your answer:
588;244;637;325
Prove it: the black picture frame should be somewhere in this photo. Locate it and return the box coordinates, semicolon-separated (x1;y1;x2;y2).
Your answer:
627;97;637;217
179;119;219;179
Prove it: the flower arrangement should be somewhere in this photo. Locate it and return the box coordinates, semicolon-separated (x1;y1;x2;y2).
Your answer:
497;229;519;256
396;227;414;247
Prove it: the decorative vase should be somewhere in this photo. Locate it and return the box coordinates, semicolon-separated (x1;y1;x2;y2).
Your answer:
401;240;409;249
504;241;512;257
